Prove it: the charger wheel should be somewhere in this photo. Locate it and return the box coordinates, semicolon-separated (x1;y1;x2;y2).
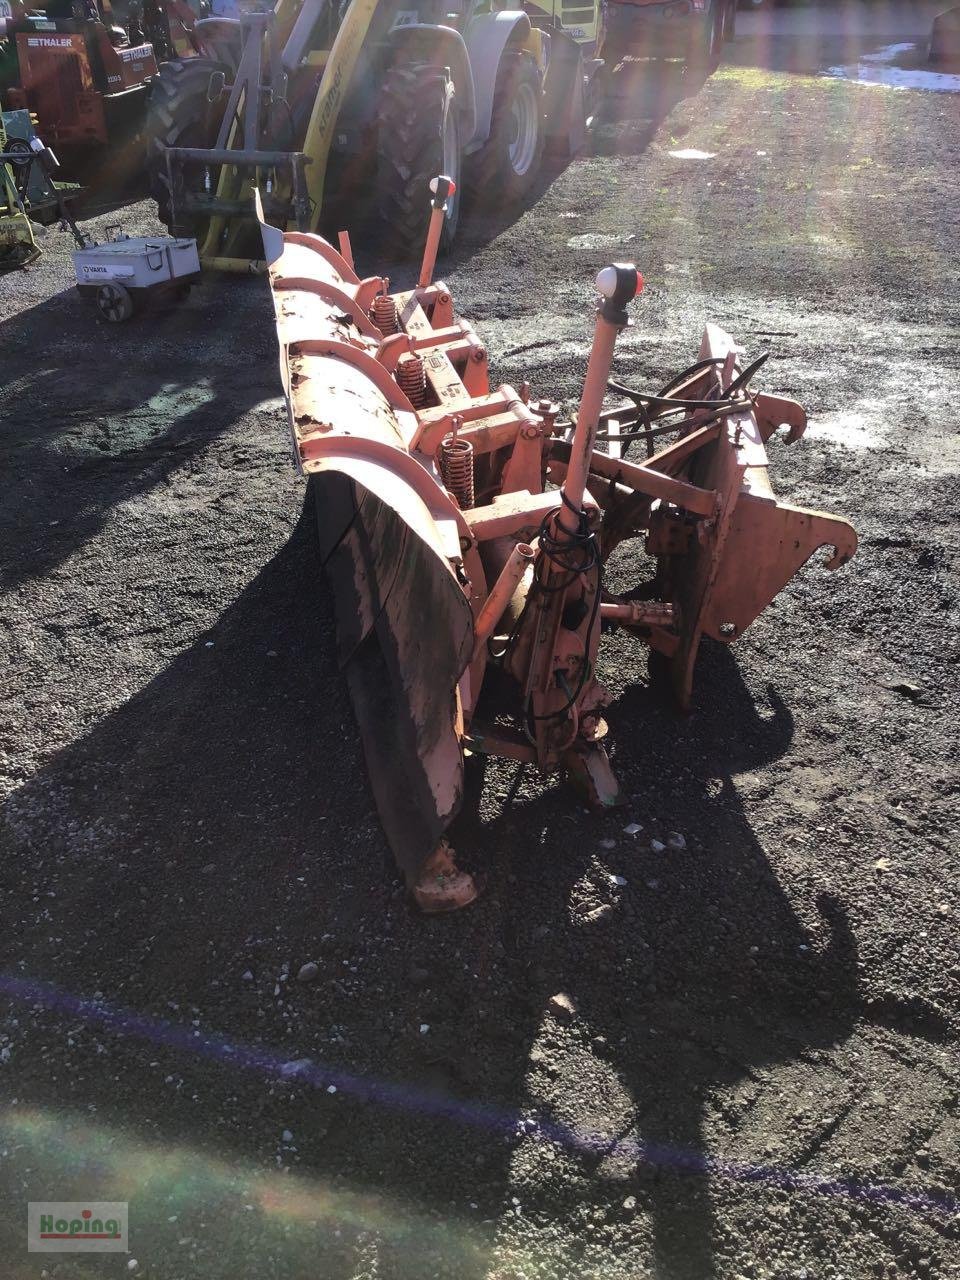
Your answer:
96;283;134;322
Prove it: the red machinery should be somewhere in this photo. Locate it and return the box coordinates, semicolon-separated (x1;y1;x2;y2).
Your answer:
1;0;197;156
8;23;156;148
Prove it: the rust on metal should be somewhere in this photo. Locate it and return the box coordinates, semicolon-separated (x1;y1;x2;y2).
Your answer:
261;194;857;909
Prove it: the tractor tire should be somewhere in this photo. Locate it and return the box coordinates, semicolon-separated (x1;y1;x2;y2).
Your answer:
688;1;724;73
467;51;544;207
144;57;230;236
724;0;736;41
376;64;462;258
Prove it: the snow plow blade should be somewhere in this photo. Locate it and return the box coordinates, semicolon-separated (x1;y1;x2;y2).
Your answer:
261;215;475;885
261;187;858;908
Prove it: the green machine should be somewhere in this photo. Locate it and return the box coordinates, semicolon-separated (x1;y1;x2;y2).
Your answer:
1;109;84;271
0;109;39;268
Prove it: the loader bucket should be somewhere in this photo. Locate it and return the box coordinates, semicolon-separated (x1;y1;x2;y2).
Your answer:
261;218;476;882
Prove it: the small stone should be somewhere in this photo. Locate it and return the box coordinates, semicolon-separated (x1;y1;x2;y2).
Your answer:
609;874;628;887
667;832;686;851
583;905;613;924
599;838;617;850
282;1129;293;1142
646;878;660;890
326;1084;337;1094
650;839;666;854
623;823;643;836
547;992;577;1023
204;641;215;648
201;862;216;874
297;962;319;983
127;1262;139;1273
266;650;278;658
419;1023;430;1034
874;857;891;873
623;1195;637;1212
241;970;254;982
886;680;923;700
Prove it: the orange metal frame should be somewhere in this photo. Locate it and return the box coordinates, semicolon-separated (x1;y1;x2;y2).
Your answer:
263;191;858;911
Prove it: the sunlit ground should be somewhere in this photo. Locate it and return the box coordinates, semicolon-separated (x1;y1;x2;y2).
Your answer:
1;1105;491;1278
2;3;958;1278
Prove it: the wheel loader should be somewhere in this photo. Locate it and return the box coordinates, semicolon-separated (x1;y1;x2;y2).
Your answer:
258;182;858;912
144;0;593;266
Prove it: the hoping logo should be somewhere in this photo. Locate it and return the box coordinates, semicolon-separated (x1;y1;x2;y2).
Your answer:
28;1202;128;1253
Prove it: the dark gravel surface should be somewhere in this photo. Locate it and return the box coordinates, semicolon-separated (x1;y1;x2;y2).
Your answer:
2;3;959;1277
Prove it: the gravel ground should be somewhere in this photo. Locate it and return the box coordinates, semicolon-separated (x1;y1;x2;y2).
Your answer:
1;2;959;1277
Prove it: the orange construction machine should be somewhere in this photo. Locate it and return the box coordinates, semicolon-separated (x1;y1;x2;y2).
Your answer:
0;0;197;160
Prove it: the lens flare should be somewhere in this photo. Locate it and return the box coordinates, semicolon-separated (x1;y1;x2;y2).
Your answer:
1;973;954;1221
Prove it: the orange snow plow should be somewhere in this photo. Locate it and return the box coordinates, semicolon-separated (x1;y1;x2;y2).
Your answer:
261;178;857;912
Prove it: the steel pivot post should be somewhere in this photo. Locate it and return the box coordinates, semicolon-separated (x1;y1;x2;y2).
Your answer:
559;263;643;536
417;175;456;289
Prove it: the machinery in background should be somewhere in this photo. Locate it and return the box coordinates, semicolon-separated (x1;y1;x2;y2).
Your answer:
2;106;80;211
1;107;85;268
600;0;737;73
144;0;594;268
0;108;40;265
260;177;858;911
0;0;200;172
930;5;960;64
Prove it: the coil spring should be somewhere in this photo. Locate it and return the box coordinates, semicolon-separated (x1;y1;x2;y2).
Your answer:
371;294;399;335
440;436;475;509
396;353;427;408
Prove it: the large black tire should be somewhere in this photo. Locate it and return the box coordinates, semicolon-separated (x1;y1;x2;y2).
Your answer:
376;63;462;258
144;57;229;236
466;51;544;206
723;0;737;41
687;1;724;72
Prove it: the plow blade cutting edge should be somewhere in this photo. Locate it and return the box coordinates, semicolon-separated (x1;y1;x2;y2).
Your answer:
261;191;857;910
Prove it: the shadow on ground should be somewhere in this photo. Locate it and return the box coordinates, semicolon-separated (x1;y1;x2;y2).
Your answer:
0;275;274;594
1;501;867;1278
